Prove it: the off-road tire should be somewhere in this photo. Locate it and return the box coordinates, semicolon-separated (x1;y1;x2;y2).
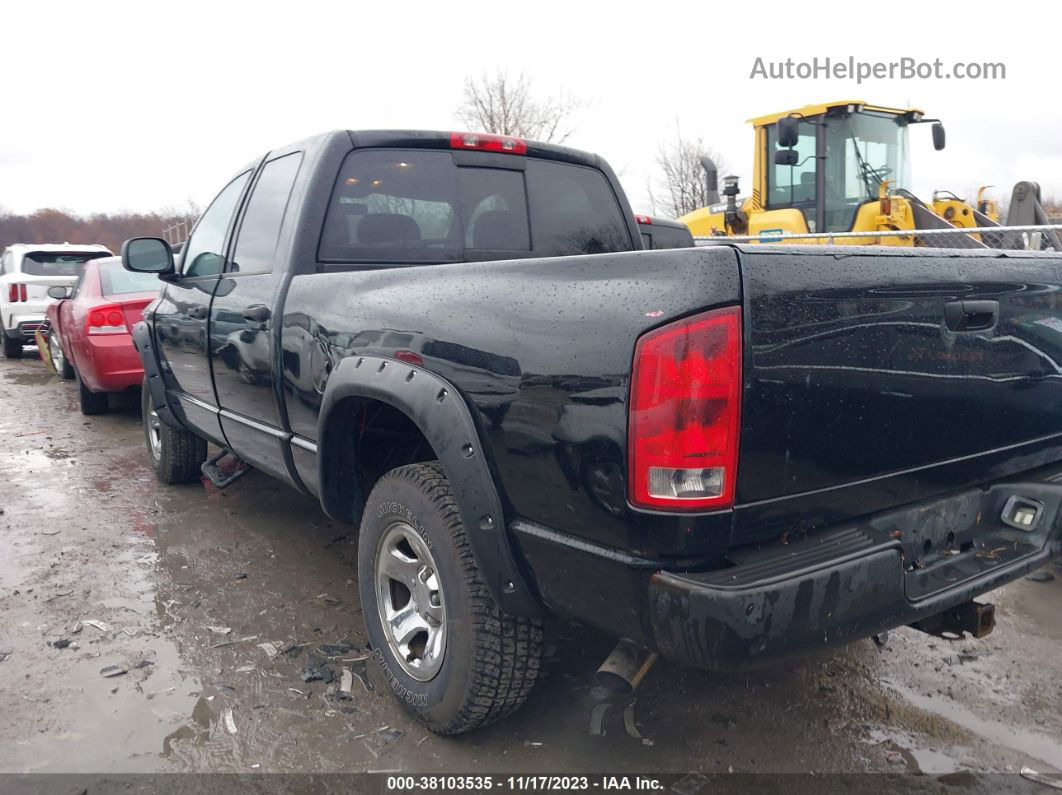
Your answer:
359;461;542;734
142;379;207;484
76;370;109;415
2;332;22;359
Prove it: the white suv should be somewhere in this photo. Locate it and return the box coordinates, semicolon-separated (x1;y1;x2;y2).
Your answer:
0;243;112;358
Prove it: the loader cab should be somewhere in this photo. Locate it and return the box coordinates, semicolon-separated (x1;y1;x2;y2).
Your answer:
760;102;923;233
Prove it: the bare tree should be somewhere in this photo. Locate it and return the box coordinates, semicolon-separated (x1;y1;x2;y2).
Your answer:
456;71;582;144
654;130;730;218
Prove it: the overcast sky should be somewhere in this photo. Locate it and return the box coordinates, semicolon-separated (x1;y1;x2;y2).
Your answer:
3;1;1058;218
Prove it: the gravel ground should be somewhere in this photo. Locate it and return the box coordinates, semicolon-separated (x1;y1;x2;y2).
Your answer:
0;352;1059;787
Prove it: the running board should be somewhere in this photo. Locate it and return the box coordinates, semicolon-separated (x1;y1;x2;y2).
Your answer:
201;449;252;489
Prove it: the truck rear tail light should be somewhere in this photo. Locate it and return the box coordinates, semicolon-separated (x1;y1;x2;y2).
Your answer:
19;284;27;302
8;284;26;302
394;350;424;366
87;306;128;335
628;306;742;511
449;132;527;155
634;214;652;225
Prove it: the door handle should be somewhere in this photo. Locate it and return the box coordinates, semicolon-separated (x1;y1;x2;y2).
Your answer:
187;306;208;320
242;304;271;323
944;300;998;332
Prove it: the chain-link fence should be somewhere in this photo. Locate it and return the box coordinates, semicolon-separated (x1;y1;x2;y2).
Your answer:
696;224;1062;251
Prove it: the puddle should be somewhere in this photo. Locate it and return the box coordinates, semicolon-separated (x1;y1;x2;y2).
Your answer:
882;677;1062;772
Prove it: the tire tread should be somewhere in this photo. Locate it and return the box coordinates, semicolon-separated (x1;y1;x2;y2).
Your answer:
370;461;542;734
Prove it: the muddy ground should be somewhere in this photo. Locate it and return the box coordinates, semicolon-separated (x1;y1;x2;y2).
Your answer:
1;353;1060;785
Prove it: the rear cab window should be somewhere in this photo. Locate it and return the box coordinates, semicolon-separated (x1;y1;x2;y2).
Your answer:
319;149;632;264
20;251;110;277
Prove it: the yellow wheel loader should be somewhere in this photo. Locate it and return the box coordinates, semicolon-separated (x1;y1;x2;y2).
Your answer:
679;100;1059;249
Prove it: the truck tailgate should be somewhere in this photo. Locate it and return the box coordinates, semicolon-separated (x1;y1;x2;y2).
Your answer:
735;246;1062;543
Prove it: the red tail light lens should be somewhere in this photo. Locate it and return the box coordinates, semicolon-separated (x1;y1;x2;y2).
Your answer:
87;305;129;335
634;214;652;225
19;284;27;302
394;350;424;366
628;306;742;511
8;284;18;303
449;131;527;155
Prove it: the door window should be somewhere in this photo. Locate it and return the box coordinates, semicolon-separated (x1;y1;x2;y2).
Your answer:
231;153;303;274
766;121;818;210
181;172;252;278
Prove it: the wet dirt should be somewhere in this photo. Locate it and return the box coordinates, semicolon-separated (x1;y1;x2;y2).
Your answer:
0;354;1060;779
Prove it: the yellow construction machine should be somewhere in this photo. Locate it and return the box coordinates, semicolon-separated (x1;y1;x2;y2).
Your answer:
680;100;1057;248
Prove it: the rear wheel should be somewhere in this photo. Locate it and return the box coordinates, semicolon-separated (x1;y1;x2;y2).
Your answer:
359;461;542;734
49;331;74;379
76;370;109;415
2;332;22;359
142;380;207;484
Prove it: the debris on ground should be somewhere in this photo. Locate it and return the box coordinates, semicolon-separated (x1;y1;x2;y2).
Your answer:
208;635;257;649
234;573;248;580
82;619;110;632
318;641;356;657
100;665;127;678
0;644;12;662
589;703;610;736
1021;767;1062;790
49;638;72;649
340;668;353;694
206;626;232;635
300;654;335;683
221;708;238;735
623;701;642;739
257;641;280;659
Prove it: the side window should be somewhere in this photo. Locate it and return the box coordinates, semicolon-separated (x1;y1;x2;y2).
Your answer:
231;153;303;274
0;252;11;275
525;160;631;256
767;121;817;212
70;269;87;299
182;171;252;278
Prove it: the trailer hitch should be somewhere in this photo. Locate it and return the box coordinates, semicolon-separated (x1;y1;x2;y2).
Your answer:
910;600;996;639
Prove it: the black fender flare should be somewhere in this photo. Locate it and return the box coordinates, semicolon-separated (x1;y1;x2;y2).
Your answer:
317;354;541;617
131;320;183;431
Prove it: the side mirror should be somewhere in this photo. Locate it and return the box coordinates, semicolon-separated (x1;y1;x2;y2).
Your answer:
47;286;70;300
774;149;800;167
932;122;946;151
777;116;800;149
122;237;175;276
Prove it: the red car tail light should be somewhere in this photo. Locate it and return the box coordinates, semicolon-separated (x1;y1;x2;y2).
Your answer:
19;284;27;302
449;131;528;155
8;284;25;302
628;306;742;511
87;305;129;335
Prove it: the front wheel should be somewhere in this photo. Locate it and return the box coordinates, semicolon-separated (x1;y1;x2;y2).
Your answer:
141;379;207;484
359;461;542;734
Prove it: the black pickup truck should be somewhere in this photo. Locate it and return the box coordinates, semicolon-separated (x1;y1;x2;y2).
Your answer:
121;129;1062;734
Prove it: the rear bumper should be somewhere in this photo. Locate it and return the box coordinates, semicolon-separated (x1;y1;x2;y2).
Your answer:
78;334;144;392
514;468;1062;670
3;312;44;339
648;476;1062;670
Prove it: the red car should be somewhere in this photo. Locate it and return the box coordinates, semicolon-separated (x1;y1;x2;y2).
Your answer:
39;256;160;414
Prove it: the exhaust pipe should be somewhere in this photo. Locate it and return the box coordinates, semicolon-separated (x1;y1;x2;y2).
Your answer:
911;601;996;639
595;638;658;694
